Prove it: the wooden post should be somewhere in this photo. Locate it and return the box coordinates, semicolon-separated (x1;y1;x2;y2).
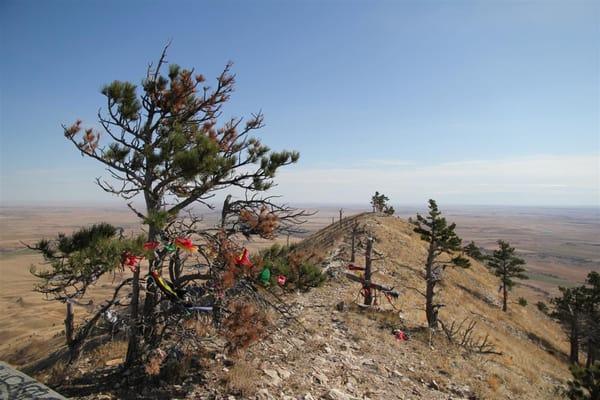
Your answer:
351;221;358;263
364;237;374;305
339;208;343;227
331;217;335;225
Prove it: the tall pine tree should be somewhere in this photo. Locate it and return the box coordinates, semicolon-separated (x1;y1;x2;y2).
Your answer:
583;272;600;367
553;285;589;364
62;45;302;366
487;240;528;312
413;199;470;329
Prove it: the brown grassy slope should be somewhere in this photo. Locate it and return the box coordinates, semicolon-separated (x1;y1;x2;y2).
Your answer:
272;212;571;399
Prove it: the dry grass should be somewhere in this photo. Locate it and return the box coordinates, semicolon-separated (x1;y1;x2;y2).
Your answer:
486;374;502;392
182;316;215;338
144;348;167;376
44;360;69;388
224;359;259;396
87;340;127;370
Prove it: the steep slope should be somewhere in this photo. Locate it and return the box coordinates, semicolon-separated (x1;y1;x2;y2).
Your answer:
215;213;571;400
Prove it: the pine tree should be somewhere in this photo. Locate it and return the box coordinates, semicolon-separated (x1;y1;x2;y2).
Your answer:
583;272;600;367
552;272;600;367
413;199;470;329
29;224;143;362
553;285;588;364
370;191;394;215
60;45;304;366
464;241;485;261
487;240;528;312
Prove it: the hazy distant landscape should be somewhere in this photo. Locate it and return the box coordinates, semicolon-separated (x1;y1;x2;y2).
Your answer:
2;204;597;293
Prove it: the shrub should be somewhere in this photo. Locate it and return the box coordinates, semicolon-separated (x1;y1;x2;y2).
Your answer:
518;297;528;307
259;244;325;291
223;302;269;355
536;301;549;314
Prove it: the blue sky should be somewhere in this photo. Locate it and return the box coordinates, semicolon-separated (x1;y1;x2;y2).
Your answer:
0;0;598;207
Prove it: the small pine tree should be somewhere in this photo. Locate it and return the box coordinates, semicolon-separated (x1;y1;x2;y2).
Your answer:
30;224;143;362
464;241;485;261
487;240;528;312
413;199;470;329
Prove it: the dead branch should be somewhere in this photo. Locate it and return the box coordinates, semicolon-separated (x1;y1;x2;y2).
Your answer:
439;318;502;355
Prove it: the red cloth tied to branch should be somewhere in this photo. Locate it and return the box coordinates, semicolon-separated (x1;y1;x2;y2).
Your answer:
235;248;253;268
143;241;160;250
122;252;143;273
277;275;287;286
175;237;198;253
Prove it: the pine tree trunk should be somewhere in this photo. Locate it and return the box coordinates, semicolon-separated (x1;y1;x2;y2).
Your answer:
65;301;74;347
363;237;373;305
125;267;141;367
425;241;437;329
502;281;508;312
125;198;159;367
570;320;580;364
586;335;595;368
426;278;436;328
142;225;160;343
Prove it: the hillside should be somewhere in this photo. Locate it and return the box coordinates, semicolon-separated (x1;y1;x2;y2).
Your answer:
27;212;571;400
222;212;571;400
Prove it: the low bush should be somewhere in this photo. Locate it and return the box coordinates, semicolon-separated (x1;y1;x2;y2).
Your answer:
223;302;268;355
518;297;528;307
259;244;325;291
536;301;549;314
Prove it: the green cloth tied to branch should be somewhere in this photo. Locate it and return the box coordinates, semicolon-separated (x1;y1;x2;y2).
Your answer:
259;267;271;285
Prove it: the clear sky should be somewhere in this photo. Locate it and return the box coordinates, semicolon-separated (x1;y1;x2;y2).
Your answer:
0;0;598;207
